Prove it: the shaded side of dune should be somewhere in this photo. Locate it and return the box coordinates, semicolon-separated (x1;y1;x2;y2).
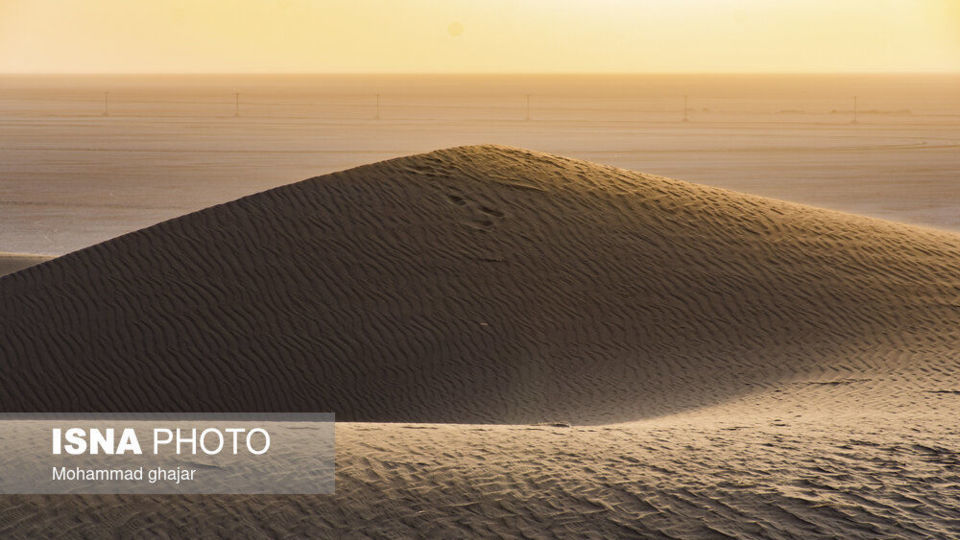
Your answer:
1;145;958;423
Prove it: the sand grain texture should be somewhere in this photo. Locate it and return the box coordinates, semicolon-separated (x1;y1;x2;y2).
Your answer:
1;146;959;537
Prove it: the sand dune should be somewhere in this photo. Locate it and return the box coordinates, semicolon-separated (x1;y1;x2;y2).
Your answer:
1;145;958;423
0;252;51;278
2;146;959;537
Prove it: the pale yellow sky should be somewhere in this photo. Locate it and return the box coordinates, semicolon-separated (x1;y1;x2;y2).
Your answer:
1;0;959;73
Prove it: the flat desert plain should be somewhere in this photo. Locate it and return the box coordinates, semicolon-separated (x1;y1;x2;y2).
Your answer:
1;75;958;256
0;76;959;538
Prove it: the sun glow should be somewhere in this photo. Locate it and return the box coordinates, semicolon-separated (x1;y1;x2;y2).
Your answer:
1;0;958;73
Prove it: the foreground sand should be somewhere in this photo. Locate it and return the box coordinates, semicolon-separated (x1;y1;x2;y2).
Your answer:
4;408;959;537
1;146;958;537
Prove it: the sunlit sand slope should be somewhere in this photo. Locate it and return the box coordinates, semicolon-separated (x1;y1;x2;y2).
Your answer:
1;145;958;423
4;414;960;538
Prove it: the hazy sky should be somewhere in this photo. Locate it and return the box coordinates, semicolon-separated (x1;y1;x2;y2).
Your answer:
1;0;959;73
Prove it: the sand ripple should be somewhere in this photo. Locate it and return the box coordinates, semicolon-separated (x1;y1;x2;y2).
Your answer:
2;146;959;537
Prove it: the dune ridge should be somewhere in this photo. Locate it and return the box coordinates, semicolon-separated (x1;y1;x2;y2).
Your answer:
0;252;51;278
1;145;959;424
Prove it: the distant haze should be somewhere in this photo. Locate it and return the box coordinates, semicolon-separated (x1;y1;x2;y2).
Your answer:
1;0;959;74
1;73;958;255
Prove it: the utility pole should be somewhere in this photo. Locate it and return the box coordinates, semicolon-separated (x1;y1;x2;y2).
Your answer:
103;92;109;117
852;96;858;124
234;92;240;117
375;93;381;120
525;94;531;121
682;95;689;122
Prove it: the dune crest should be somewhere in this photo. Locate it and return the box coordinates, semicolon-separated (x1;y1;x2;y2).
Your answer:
1;145;958;423
0;252;52;278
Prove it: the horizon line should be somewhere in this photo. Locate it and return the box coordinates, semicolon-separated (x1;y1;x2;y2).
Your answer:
3;71;960;77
